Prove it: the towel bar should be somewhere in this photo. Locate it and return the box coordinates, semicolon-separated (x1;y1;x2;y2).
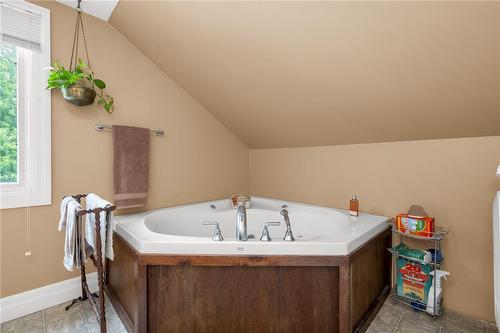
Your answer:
95;124;165;136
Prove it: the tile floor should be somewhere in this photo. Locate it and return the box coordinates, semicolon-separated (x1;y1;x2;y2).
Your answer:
367;296;498;333
1;294;497;333
0;297;126;333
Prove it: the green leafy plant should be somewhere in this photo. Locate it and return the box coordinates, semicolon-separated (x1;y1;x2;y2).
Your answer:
46;59;114;113
0;42;18;183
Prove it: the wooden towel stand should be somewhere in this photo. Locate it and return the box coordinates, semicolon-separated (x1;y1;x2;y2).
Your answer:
65;193;116;333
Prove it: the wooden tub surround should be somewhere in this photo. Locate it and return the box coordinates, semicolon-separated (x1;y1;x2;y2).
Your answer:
106;227;391;333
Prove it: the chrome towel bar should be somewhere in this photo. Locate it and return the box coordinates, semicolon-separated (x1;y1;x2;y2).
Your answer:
95;124;165;136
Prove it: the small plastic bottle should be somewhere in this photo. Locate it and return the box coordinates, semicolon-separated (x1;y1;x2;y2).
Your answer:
349;195;359;217
426;270;450;315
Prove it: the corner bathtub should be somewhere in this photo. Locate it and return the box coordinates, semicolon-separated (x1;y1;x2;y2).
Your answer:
113;196;389;256
108;197;392;333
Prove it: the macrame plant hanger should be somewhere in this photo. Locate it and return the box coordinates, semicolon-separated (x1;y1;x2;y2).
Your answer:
70;0;92;83
61;0;98;107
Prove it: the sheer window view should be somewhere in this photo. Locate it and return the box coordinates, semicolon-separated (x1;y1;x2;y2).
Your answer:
0;42;18;183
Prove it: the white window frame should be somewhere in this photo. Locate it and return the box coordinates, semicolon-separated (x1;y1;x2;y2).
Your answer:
0;1;51;209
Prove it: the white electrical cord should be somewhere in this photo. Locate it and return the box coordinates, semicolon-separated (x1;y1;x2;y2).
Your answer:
25;204;31;256
25;173;32;256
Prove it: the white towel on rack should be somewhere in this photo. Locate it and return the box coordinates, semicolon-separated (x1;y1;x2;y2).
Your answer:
59;197;84;271
58;196;74;231
85;193;114;261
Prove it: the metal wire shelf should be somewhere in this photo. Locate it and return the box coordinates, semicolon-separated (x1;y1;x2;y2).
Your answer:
387;248;442;268
391;288;443;316
389;217;448;318
389;224;447;241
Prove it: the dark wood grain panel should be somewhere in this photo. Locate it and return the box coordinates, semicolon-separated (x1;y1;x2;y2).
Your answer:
138;254;349;267
353;286;390;333
105;286;134;333
107;234;139;330
350;229;391;330
135;264;147;333
339;265;352;333
148;265;339;333
109;227;391;333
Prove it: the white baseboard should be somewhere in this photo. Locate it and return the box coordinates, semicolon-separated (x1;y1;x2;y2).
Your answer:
0;272;98;323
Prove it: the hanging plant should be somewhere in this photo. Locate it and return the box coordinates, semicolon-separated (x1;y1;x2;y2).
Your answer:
46;0;114;113
47;59;113;113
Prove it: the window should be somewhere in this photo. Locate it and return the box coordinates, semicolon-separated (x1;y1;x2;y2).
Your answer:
0;1;51;209
0;42;17;183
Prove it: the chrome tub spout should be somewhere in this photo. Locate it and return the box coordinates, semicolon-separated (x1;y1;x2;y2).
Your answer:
236;204;248;241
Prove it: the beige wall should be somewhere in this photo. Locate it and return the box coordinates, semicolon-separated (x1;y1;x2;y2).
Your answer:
1;0;499;324
250;136;500;321
0;1;248;297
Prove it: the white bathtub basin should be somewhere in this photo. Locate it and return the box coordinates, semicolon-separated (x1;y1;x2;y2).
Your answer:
113;197;389;256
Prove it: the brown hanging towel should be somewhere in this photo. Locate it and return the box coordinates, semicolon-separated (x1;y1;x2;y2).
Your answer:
112;125;150;209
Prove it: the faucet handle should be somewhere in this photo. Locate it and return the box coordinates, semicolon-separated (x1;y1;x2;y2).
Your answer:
203;221;224;241
283;229;295;242
260;222;281;242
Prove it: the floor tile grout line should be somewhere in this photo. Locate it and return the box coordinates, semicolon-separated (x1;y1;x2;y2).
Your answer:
82;300;94;333
392;304;407;333
440;311;445;329
81;300;88;323
42;309;46;333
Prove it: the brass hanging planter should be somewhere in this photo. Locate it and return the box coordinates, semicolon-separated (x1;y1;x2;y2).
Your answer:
46;0;114;113
61;85;96;106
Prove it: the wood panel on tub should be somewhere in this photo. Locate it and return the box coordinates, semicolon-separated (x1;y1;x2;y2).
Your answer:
148;265;339;332
106;228;391;333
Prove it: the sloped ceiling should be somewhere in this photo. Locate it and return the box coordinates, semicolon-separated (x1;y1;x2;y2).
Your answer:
109;1;500;148
57;0;119;21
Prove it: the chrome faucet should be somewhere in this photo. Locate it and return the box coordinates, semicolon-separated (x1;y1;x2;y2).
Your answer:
203;221;224;241
280;207;295;241
236;204;248;241
260;222;281;242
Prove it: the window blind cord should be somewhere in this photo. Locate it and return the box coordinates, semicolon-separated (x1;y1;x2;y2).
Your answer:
25;203;31;256
25;171;31;256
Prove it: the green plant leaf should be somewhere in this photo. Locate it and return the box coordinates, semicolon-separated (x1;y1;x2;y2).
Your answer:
46;59;114;113
77;58;86;69
104;100;113;113
93;79;106;89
